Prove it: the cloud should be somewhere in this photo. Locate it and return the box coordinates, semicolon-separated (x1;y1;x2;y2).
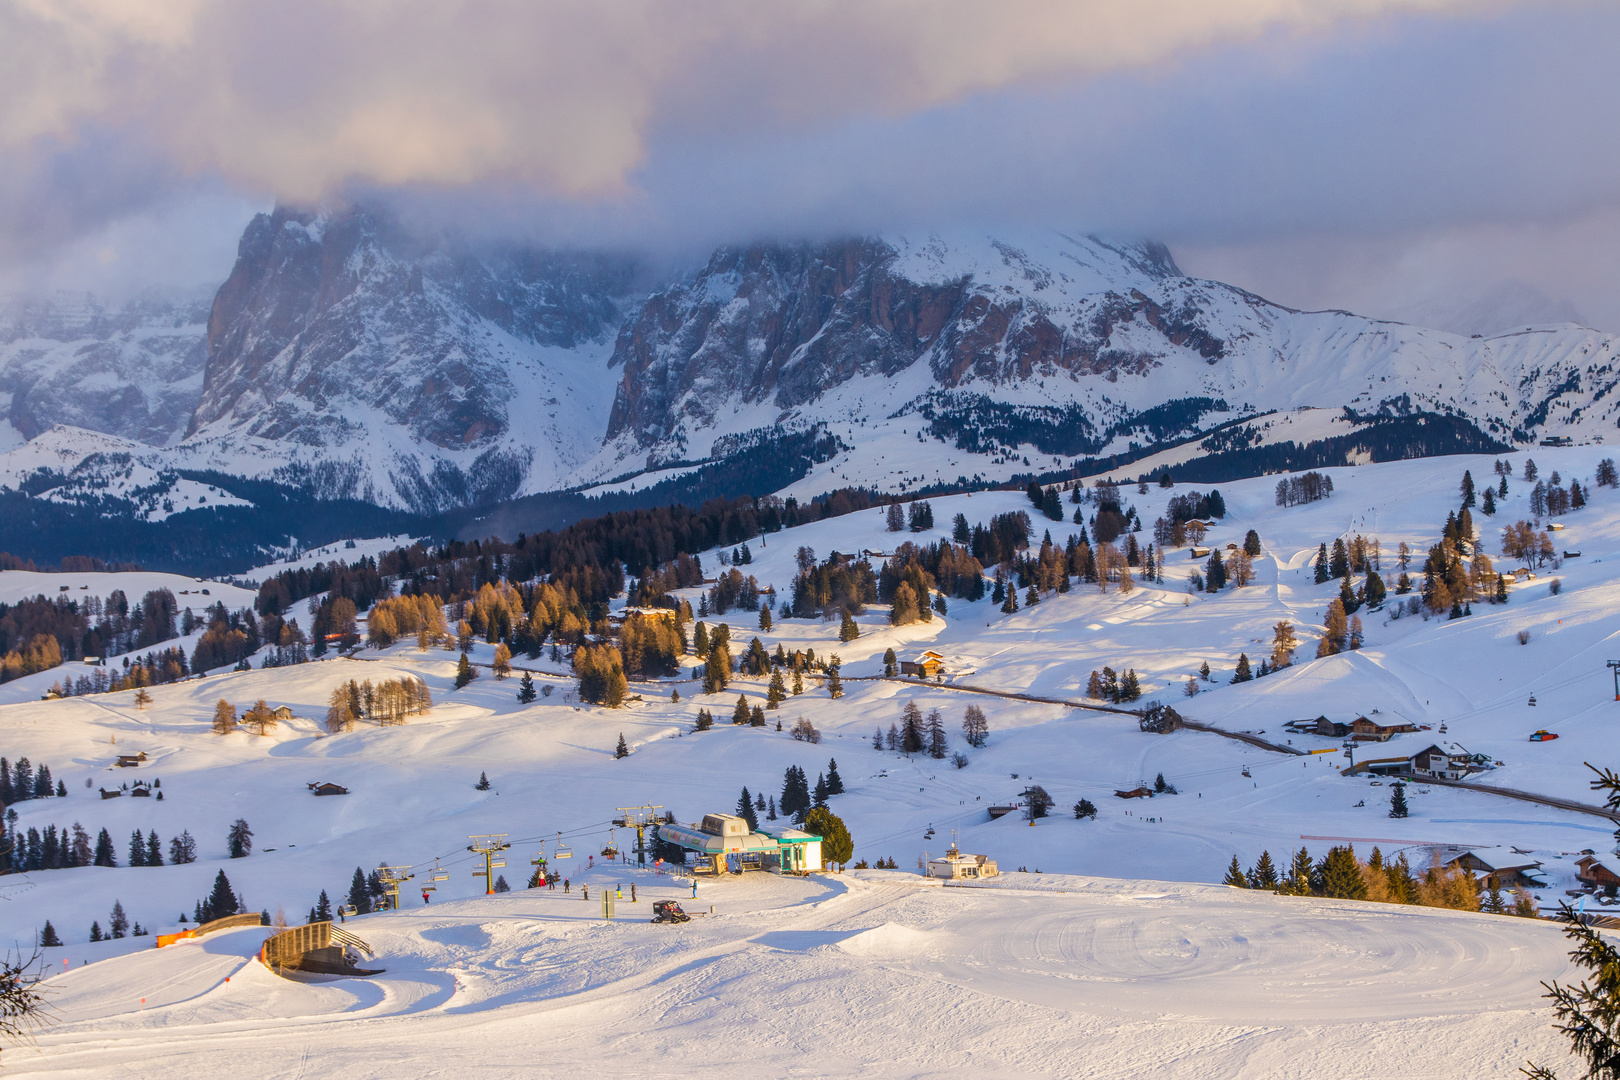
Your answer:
0;1;1488;203
2;0;1615;329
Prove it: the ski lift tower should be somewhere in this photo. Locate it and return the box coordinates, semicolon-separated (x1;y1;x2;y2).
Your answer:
374;865;414;910
467;834;511;895
612;806;664;866
1609;659;1620;701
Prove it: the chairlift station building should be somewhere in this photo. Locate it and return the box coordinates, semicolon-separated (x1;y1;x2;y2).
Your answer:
655;813;823;875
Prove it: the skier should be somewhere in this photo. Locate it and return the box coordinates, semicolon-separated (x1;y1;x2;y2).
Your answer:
564;879;570;894
422;890;430;905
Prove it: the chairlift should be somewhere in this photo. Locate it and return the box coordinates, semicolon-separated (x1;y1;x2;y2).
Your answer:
339;904;358;917
555;843;573;859
1529;695;1538;707
429;859;449;883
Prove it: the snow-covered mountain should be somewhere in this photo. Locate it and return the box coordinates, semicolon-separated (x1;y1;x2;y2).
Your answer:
4;213;1620;542
0;292;210;451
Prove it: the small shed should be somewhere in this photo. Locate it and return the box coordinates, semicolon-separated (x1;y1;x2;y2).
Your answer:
1114;786;1153;800
115;752;148;767
1189;547;1211;559
927;846;999;881
130;782;152;797
1577;855;1620;896
273;705;295;722
309;782;349;796
99;787;122;800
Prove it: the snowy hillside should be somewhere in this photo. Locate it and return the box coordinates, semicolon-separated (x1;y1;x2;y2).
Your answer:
5;447;1620;1074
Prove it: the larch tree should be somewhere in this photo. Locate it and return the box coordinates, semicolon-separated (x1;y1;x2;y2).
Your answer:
211;699;237;735
1270;622;1298;669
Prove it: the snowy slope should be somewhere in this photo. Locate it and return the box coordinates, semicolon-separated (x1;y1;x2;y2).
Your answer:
8;874;1581;1079
8;448;1620;1073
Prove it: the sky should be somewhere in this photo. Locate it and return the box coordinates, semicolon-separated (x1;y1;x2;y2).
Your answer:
0;0;1616;330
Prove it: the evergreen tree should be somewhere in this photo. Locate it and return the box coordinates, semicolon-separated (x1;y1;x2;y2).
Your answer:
1461;469;1476;507
1205;549;1227;591
925;709;948;758
1073;798;1097;820
1119;669;1142;701
615;734;629;759
1199;660;1212;682
962;704;989;747
838;610;859;641
1287;847;1315;896
767;797;778;820
736;787;759;831
813;774;829;806
1388;781;1408;818
168;829;196;864
1330;538;1350;579
827;655;843;699
1223;856;1249;888
767;671;786;708
146;830;161;866
750;705;766;727
872;727;884;750
476;771;491;789
1364;570;1387;608
1317;845;1367;900
1001;585;1019;614
703;644;731;695
695;708;713;732
791;667;804;696
128;829;147;867
227;818;253;858
882;647;897;676
1482;486;1497;516
93;827;116;867
1313;543;1331;583
207;870;238;920
731;695;751;725
454;652;475;689
1249;850;1280;890
803;806;853;868
517;671;537;703
826;759;845;795
347;867;372;915
1339;574;1359;616
90;921;104;942
1482;882;1505;914
1231;653;1252;683
1243;529;1262;556
39;921;61;947
109;900;128;939
315;890;332;922
759;606;772;632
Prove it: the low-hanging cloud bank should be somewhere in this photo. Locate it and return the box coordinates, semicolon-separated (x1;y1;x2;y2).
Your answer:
2;0;1616;328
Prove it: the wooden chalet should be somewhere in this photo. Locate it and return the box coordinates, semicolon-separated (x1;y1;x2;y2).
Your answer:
99;787;122;800
1350;716;1417;742
1577;855;1620;896
115;752;148;767
900;650;946;678
1446;851;1546;890
1114;787;1153;800
1410;743;1473;780
308;782;349;797
273;705;295;722
130;782;152;797
1188;547;1211;559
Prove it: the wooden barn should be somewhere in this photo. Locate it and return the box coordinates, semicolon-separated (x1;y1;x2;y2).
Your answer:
308;782;349;796
115;752;148;767
1114;786;1153;800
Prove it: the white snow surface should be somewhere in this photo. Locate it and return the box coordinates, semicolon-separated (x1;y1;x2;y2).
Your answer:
9;448;1620;1074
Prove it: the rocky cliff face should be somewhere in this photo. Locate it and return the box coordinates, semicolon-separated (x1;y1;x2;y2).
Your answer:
191;205;638;510
601;231;1238;465
0;293;209;448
